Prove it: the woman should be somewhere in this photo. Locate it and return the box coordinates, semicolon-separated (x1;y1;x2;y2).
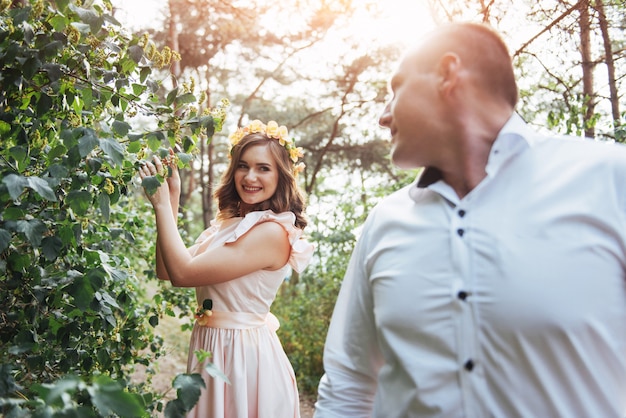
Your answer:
139;120;314;417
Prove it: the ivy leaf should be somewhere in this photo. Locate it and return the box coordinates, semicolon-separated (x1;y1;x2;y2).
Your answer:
2;173;28;200
85;267;106;292
32;375;81;405
128;45;144;64
41;40;64;59
55;0;70;12
43;63;62;82
0;364;18;397
42;236;63;261
16;219;46;247
9;146;28;172
98;193;110;221
66;273;94;311
47;163;70;181
0;120;11;135
67;190;92;216
111;120;131;137
48;144;68;161
177;152;193;166
176;93;196;105
141;176;161;196
127;139;142;153
70;5;104;34
81;86;93;109
204;363;230;384
172;373;205;411
166;88;179;106
1;174;56;201
140;66;151;83
28;176;57;201
0;228;11;253
78;128;99;157
182;136;195;153
49;14;68;31
147;132;165;151
90;375;145;417
23;57;42;80
100;137;125;166
36;92;52;116
164;399;187;418
103;264;128;282
131;83;146;96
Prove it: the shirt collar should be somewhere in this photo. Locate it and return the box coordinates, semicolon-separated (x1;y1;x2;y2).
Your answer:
414;113;535;193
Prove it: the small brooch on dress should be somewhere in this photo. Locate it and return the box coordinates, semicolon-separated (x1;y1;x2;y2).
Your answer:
195;298;213;326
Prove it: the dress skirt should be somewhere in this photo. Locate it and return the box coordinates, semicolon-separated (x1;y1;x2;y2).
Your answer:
186;311;300;418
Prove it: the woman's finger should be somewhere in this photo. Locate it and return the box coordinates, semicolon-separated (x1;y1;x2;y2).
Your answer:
153;155;164;171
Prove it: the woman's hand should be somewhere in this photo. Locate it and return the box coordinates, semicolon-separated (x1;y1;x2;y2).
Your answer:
139;156;171;209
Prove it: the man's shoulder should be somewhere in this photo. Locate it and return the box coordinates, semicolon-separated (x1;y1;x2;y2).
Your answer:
540;133;626;161
376;182;417;208
365;182;423;226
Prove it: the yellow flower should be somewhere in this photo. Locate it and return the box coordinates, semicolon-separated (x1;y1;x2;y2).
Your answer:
277;125;289;142
294;162;306;175
290;146;304;163
227;119;304;168
280;136;293;147
103;178;115;195
195;310;213;326
266;121;279;138
248;119;265;134
229;129;245;147
195;298;213;326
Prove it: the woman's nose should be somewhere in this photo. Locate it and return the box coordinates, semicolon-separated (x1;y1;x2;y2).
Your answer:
245;169;257;181
379;102;392;128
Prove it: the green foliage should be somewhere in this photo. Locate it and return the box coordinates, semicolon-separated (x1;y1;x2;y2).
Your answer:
0;367;145;416
0;0;225;414
275;167;416;396
273;199;360;394
0;364;209;417
275;269;343;395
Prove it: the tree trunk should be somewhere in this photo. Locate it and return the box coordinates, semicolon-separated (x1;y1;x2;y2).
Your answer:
578;0;595;138
594;0;621;131
200;120;215;228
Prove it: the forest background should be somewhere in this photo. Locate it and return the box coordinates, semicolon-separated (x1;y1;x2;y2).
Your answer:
0;0;624;416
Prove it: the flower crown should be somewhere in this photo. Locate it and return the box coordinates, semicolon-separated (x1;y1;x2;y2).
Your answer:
228;120;306;175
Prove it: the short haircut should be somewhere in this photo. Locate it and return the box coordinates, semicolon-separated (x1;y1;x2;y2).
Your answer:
418;22;518;107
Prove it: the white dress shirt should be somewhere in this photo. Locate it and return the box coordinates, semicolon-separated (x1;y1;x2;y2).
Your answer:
315;114;626;418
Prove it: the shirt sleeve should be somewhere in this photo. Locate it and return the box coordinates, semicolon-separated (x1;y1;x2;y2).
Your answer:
315;217;383;417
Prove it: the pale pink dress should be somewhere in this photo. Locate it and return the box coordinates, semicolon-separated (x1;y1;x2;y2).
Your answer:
185;210;314;418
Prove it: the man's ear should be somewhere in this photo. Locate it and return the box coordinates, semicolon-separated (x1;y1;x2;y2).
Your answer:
437;52;461;96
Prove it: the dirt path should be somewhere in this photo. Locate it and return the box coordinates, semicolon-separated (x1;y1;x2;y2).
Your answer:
299;395;316;418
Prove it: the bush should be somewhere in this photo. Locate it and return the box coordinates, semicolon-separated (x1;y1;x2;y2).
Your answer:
0;1;222;415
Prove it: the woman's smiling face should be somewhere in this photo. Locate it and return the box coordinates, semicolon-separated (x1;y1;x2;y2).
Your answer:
235;143;279;211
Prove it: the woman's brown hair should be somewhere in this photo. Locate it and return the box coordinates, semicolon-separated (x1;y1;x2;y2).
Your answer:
214;132;308;229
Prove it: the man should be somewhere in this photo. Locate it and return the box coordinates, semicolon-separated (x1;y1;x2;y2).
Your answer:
314;22;626;417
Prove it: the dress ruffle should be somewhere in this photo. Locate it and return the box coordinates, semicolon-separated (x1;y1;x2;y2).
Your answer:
224;210;314;273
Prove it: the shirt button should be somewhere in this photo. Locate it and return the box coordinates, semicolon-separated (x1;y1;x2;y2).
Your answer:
458;209;466;217
464;359;475;371
457;228;465;237
457;290;469;301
